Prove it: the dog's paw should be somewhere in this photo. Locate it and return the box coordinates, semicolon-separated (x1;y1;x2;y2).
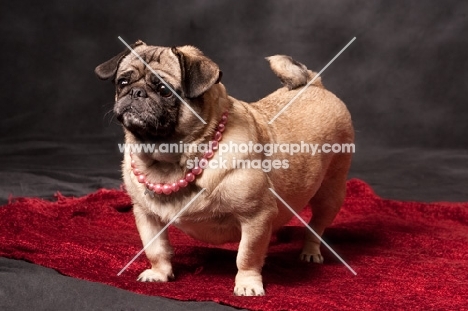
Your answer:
300;252;324;263
233;280;265;296
137;268;174;282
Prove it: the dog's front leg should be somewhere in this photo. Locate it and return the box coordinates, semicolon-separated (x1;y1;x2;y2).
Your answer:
234;214;273;296
133;205;174;282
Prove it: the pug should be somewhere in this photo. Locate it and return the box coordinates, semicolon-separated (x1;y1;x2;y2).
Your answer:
95;40;354;296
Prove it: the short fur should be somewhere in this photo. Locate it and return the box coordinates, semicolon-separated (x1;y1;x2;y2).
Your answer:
95;41;354;296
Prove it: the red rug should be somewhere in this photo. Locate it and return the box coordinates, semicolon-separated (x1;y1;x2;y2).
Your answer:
1;179;467;310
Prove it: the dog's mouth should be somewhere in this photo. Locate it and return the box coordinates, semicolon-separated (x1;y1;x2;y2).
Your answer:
119;110;145;132
115;104;177;141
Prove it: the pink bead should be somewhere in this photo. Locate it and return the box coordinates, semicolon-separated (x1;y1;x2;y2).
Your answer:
132;168;142;176
203;150;214;159
218;123;225;133
199;158;208;169
220;114;228;124
214;131;222;141
192;167;203;175
211;141;219;151
137;174;146;183
178;179;188;188
162;184;172;195
152;184;163;194
131;160;137;168
171;182;180;192
146;182;154;189
185;172;195;182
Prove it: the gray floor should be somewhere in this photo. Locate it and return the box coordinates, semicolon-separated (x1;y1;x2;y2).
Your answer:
349;146;468;202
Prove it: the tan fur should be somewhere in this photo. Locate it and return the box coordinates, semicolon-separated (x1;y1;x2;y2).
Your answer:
97;44;354;296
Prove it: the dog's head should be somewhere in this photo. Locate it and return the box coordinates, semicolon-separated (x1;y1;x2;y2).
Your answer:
95;41;222;142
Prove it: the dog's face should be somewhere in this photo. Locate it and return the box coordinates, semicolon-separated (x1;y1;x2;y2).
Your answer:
95;41;222;142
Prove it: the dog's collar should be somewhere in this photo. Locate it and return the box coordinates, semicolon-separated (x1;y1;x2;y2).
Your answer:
130;111;229;195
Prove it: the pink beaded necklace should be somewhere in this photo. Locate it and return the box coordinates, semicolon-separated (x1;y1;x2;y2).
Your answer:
130;111;229;195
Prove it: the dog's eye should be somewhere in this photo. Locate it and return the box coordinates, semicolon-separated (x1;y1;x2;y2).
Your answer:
117;78;129;87
157;84;173;98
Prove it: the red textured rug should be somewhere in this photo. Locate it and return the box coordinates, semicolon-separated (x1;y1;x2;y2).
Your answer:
1;179;467;310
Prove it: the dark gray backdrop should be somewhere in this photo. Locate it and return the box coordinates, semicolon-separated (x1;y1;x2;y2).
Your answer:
2;0;467;148
1;1;468;310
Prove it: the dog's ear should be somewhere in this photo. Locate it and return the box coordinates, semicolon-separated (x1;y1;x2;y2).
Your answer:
171;46;222;98
94;40;146;81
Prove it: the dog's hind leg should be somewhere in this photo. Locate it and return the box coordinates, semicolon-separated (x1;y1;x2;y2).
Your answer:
300;154;351;263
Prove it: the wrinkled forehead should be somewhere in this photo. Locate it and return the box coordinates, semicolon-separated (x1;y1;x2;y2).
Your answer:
118;45;181;84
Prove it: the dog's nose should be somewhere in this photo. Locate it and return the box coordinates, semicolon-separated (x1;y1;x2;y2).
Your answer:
129;88;148;99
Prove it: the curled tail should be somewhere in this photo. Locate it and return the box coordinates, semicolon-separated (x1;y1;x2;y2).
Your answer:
266;55;322;90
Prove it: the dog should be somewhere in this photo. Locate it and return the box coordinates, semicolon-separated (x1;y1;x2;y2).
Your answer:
95;40;354;296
